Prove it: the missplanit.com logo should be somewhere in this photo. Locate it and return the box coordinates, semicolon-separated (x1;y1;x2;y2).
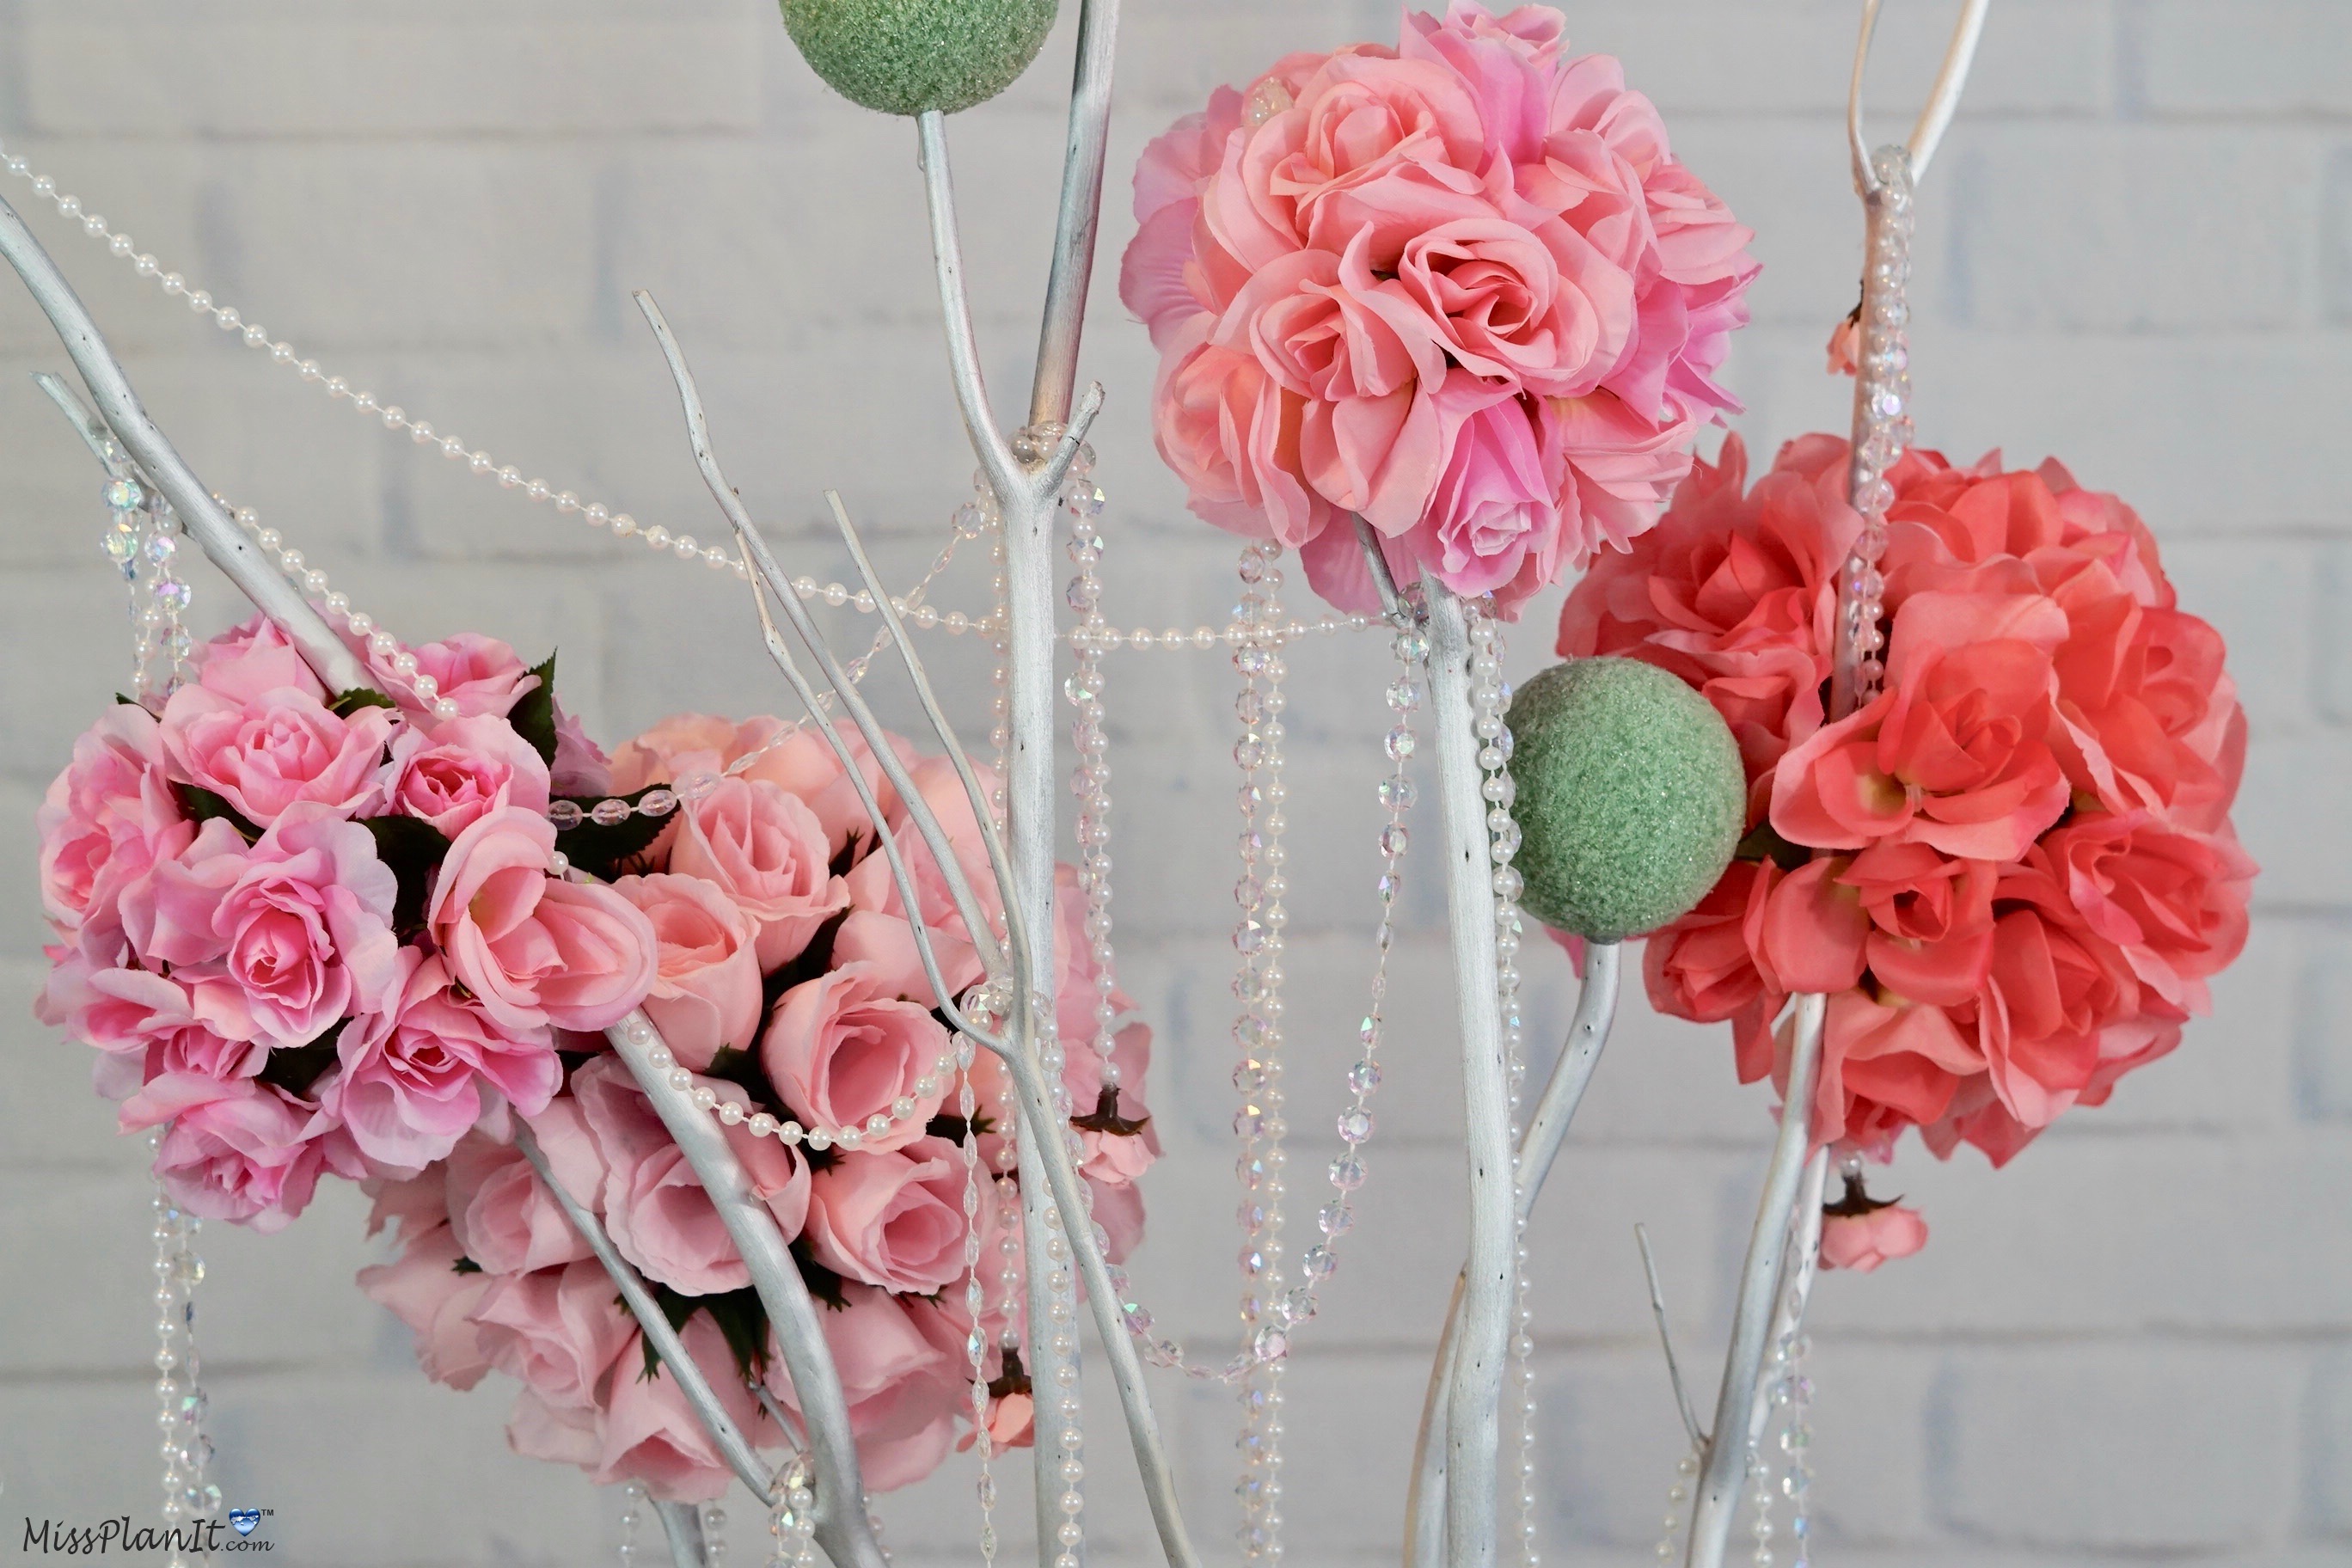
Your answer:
21;1506;277;1553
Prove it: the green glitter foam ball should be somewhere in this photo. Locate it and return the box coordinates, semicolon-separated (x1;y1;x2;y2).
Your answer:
781;0;1059;117
1507;657;1746;944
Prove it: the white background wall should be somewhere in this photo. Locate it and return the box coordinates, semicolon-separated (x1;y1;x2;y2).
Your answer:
0;3;2344;1564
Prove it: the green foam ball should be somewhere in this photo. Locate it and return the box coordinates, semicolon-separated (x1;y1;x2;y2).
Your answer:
781;0;1059;117
1507;658;1745;944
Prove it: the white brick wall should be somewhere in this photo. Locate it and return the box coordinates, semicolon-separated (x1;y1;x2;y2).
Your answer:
1;2;2344;1564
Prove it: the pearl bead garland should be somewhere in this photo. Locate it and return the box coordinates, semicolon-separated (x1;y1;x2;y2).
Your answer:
617;1480;647;1565
150;1157;222;1565
1060;444;1124;1091
766;1458;818;1568
632;1031;957;1153
1466;603;1540;1568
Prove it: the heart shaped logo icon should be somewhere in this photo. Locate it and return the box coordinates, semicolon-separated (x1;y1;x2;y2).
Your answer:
227;1510;260;1537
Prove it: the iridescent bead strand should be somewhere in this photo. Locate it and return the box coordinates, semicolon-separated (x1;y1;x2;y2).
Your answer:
1829;144;1916;721
150;1164;220;1567
1229;542;1291;1562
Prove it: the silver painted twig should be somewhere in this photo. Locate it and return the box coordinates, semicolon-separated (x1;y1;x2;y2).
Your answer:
1423;579;1514;1568
1635;1224;1706;1450
514;1124;775;1503
1683;993;1827;1568
1743;1148;1830;1464
1847;0;1991;193
1406;942;1622;1568
1027;0;1121;430
653;1501;712;1568
609;1014;887;1568
0;192;371;695
635;289;1196;1568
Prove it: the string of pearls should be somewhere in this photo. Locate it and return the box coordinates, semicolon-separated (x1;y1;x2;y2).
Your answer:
1226;542;1290;1564
627;1027;957;1153
765;1459;818;1568
1657;1444;1701;1563
617;1480;648;1565
150;1161;221;1566
701;1502;731;1565
1463;604;1539;1568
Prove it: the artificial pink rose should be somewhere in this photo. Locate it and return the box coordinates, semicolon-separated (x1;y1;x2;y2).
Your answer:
549;701;613;799
610;873;765;1071
428;807;658;1034
36;702;184;943
126;1073;341;1233
192;615;328;705
666;777;848;970
612;714;900;856
831;909;977;1014
508;1387;604;1472
1818;1197;1928;1273
1148;317;1337;548
597;1316;769;1502
364;1164;452;1246
66;965;264;1085
1120;83;1252;348
761;962;952;1155
1370;372;1562;606
138;806;400;1047
802;1138;968;1294
1088;1173;1148;1264
1389;216;1632;398
362;631;540;720
471;1259;636;1410
959;1392;1036;1454
357;1221;494;1389
382;714;551;836
158;682;396;827
327;950;561;1172
573;1057;751;1295
444;1101;603;1275
763;1284;963;1491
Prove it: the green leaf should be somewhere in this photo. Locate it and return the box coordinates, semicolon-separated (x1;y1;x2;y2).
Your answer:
255;1020;346;1099
1735;819;1812;872
450;1257;485;1276
362;815;452;938
552;785;670;882
637;1285;772;1383
329;687;400;717
171;781;260;844
509;652;560;766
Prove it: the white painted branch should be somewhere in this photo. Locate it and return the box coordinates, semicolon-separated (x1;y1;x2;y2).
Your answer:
1406;942;1622;1568
653;1501;712;1568
1028;0;1120;430
1683;993;1827;1568
610;1014;888;1568
1847;0;1992;193
0;193;371;695
513;1124;775;1504
1423;581;1514;1568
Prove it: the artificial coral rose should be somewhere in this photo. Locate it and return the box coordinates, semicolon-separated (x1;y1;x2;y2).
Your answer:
1818;1197;1928;1273
1566;432;2252;1181
1123;1;1755;616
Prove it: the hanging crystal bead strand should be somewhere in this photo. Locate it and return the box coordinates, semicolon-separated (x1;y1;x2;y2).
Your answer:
150;1161;219;1566
766;1459;818;1568
1464;604;1539;1565
1229;542;1291;1562
99;470;196;704
1099;619;1420;1382
1779;1321;1816;1568
1830;144;1916;720
1059;442;1125;1099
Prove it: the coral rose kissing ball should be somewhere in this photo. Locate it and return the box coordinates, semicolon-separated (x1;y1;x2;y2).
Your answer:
782;0;1060;117
1507;657;1745;942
